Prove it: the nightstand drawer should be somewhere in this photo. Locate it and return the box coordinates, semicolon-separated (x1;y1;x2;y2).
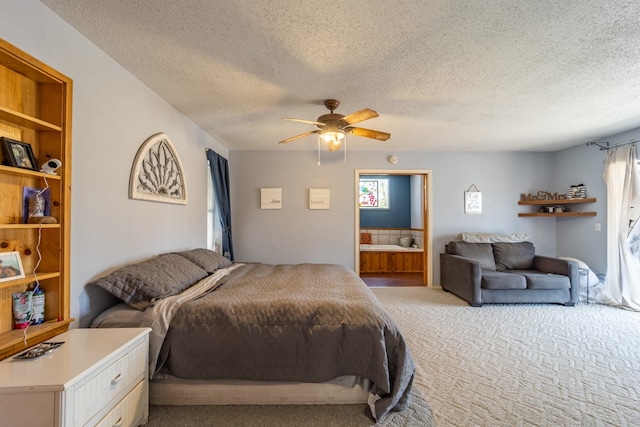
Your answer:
75;341;147;425
96;380;146;427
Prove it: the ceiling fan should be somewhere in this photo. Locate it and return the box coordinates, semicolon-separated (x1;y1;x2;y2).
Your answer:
278;99;391;152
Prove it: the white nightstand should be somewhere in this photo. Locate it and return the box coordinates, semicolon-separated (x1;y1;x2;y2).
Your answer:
0;328;150;427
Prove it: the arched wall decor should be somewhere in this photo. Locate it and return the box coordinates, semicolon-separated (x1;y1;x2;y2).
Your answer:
129;132;188;205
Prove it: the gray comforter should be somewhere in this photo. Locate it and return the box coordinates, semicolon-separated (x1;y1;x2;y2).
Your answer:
145;263;415;420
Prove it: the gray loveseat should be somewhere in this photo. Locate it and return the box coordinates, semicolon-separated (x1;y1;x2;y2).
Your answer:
440;241;578;306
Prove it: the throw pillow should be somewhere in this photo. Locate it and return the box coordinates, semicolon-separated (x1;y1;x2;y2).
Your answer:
492;242;535;270
447;241;496;270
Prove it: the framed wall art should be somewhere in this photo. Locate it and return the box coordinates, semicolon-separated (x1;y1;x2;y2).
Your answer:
261;188;282;209
1;137;38;171
309;188;330;209
464;184;482;214
129;133;188;205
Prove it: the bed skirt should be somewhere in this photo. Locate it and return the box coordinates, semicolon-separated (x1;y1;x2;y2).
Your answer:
150;378;370;405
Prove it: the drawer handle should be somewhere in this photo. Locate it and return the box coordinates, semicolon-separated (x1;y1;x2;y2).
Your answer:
113;416;124;427
110;373;123;385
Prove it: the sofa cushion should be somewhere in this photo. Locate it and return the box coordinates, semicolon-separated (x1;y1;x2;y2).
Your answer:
481;270;527;289
447;241;496;270
492;242;535;270
512;270;571;290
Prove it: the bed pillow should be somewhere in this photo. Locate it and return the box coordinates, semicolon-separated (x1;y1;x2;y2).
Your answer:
174;248;232;273
90;253;208;310
455;232;530;243
91;303;145;328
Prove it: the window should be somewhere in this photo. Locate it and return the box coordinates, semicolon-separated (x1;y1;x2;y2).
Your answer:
359;178;389;209
207;161;223;252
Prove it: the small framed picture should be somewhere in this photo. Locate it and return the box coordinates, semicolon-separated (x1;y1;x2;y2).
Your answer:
464;190;482;214
0;251;26;283
1;137;38;171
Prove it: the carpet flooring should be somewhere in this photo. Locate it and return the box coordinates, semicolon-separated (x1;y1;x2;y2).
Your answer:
146;287;640;426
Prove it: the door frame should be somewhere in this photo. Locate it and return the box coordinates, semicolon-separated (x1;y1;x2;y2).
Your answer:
354;169;433;287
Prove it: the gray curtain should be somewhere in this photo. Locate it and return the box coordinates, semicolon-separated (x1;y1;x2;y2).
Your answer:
206;150;234;261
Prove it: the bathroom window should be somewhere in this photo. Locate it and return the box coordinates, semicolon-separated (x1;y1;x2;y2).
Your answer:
359;178;389;209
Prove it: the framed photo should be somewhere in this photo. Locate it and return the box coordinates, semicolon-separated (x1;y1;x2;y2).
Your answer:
1;137;38;171
0;251;26;283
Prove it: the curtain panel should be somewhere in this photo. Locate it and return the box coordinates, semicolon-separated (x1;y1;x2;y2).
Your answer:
602;144;640;311
206;150;234;261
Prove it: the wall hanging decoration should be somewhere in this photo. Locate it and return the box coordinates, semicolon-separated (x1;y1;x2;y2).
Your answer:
309;188;330;209
464;184;482;214
261;188;282;209
520;191;567;201
129;132;187;205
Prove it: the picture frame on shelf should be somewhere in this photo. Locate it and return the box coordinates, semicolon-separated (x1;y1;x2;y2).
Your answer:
1;137;38;171
0;251;26;283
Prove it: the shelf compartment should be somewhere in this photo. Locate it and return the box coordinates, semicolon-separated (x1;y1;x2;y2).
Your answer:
0;319;73;360
518;212;597;217
0;165;61;180
518;197;596;205
0;106;62;132
0;272;60;290
0;223;60;230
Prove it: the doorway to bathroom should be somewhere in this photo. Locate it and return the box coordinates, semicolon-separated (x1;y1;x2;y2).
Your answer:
355;169;432;287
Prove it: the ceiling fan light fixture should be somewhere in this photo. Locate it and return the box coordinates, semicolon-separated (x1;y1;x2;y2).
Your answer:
280;99;388;165
319;128;346;149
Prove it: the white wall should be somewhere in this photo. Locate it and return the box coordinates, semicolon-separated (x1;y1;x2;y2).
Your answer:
555;127;640;275
555;143;607;273
410;175;423;229
1;1;228;326
230;150;561;283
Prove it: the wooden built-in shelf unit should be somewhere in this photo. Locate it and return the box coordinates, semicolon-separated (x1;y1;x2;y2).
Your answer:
518;197;597;217
0;38;72;360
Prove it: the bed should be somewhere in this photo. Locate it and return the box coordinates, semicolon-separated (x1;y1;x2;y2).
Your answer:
90;249;415;421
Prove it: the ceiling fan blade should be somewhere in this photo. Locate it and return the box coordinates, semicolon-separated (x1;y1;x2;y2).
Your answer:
278;130;319;144
341;108;378;125
282;117;326;127
347;127;391;141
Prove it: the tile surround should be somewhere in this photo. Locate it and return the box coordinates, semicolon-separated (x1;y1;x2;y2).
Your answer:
360;228;423;248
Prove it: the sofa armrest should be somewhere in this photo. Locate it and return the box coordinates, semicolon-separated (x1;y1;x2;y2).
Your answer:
534;256;579;305
440;253;483;306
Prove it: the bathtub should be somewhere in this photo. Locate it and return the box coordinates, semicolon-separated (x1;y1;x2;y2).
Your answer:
360;244;422;252
360;244;424;273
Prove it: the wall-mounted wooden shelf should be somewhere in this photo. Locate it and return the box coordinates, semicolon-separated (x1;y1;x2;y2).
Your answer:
518;211;597;217
518;197;597;217
518;197;596;206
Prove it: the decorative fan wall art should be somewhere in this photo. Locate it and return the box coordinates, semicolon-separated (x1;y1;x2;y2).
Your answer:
129;132;188;205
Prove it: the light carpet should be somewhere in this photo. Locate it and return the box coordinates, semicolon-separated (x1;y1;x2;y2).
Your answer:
146;287;640;426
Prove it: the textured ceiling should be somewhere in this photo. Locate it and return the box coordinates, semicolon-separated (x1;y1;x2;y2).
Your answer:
42;0;640;152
